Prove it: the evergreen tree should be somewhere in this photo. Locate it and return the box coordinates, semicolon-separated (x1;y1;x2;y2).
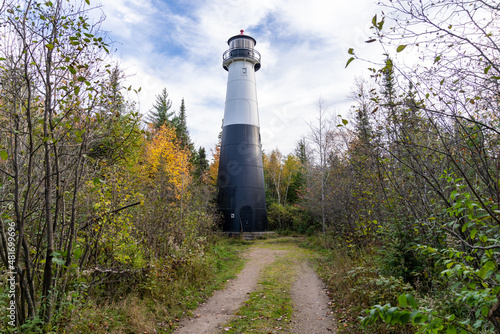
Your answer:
294;137;309;165
355;105;372;146
381;57;398;125
192;146;209;180
291;138;309;205
107;65;125;113
146;88;173;129
172;98;193;151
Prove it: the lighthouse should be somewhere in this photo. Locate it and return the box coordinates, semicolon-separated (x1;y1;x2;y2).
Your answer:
217;30;268;232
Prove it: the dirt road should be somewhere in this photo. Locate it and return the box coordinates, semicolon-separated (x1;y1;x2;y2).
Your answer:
174;239;336;334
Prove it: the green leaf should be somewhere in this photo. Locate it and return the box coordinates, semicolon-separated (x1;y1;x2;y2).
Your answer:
372;14;377;27
396;45;407;52
413;315;424;324
342;119;348;125
378;19;384;31
406;294;417;308
68;66;76;74
434;55;442;63
473;319;483;329
478;265;488;279
398;294;408;307
484;65;491;74
0;150;7;161
45;43;54;50
348;48;354;55
389;310;400;325
85;0;90;4
399;312;411;324
470;228;477;239
52;257;65;266
384;58;393;72
345;57;355;68
478;261;496;280
446;325;457;334
93;177;104;185
74;247;82;260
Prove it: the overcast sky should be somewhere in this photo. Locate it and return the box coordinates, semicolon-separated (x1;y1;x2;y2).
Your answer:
96;0;382;158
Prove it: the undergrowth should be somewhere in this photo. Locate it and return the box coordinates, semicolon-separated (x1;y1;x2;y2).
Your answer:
302;234;415;333
59;236;250;333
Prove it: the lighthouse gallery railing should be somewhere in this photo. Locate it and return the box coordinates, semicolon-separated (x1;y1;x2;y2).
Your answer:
222;48;261;63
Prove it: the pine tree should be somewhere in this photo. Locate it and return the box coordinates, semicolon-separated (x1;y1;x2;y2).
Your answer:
146;88;173;129
192;146;209;180
381;57;398;127
355;106;372;146
172;98;193;151
294;137;309;165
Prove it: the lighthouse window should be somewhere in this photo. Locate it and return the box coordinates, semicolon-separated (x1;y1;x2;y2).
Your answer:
242;67;247;75
230;38;254;50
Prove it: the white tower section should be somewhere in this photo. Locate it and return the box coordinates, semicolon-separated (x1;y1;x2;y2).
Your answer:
223;60;260;127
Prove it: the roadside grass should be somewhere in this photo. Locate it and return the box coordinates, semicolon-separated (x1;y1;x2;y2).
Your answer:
302;234;414;334
303;235;370;333
62;236;250;333
221;237;313;334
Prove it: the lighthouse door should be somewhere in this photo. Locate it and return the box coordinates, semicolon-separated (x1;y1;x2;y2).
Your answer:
240;206;253;232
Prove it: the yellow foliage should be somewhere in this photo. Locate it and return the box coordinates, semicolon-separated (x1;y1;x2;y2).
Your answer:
263;149;300;205
142;125;192;199
208;142;220;186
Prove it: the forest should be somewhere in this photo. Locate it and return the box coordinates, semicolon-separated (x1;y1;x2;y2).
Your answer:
0;0;499;333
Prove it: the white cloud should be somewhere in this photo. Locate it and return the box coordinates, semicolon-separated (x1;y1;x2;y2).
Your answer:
97;0;383;158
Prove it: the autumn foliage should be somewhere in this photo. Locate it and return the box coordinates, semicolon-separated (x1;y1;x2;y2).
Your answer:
142;125;192;200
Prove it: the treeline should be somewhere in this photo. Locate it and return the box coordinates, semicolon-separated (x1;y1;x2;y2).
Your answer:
264;0;499;332
0;1;217;332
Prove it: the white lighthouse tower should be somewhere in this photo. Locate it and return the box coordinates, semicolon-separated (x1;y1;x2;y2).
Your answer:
217;30;267;232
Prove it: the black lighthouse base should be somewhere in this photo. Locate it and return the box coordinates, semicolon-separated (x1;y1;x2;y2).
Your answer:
217;124;268;232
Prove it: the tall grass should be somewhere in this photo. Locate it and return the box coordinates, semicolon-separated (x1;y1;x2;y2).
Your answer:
58;236;249;333
303;234;414;334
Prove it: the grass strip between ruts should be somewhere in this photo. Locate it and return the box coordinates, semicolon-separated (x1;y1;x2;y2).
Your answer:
219;238;310;333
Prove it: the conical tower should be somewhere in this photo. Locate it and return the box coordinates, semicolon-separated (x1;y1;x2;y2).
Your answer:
217;30;267;232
